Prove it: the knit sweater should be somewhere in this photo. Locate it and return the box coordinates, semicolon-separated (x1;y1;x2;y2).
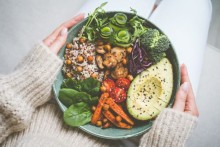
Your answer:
0;43;198;147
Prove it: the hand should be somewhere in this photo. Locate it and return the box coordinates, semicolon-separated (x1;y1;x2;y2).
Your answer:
172;64;199;117
43;13;85;54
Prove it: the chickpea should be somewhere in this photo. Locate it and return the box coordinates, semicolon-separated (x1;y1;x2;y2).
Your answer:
66;72;72;78
79;37;86;43
76;66;83;72
127;74;134;81
100;86;106;92
90;73;98;79
91;106;96;112
96;40;104;46
96;121;102;127
65;59;72;65
87;56;94;63
122;58;127;65
103;104;109;111
76;55;84;63
126;47;132;54
103;118;108;123
116;116;122;122
103;44;111;52
66;43;72;49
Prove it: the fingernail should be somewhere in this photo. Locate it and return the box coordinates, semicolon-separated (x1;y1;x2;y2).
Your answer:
182;82;189;93
60;28;68;36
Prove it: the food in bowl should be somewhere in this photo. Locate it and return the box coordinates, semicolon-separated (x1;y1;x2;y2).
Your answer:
58;2;174;130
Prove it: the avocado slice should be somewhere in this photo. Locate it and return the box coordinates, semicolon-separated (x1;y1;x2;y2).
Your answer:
127;58;173;121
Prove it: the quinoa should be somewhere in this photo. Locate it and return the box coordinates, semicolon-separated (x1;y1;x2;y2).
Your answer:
63;37;104;81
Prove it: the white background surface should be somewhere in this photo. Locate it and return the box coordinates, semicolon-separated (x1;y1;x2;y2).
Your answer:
0;0;219;146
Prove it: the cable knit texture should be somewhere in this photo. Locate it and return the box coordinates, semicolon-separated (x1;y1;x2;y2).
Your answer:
139;108;198;147
0;43;62;143
0;43;197;146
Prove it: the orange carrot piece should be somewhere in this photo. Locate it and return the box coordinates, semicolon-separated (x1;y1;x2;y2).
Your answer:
91;93;109;124
105;98;134;125
102;110;132;129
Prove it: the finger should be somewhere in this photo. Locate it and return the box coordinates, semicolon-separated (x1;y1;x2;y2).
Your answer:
43;13;85;46
173;82;189;112
181;64;199;116
50;28;68;54
180;64;190;84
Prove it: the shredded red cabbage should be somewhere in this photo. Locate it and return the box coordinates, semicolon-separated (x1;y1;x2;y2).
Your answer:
129;39;152;76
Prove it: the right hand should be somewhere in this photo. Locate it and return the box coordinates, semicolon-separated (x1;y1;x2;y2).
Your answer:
172;64;199;117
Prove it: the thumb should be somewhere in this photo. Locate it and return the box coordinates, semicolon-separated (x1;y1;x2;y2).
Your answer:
50;27;68;54
172;82;189;112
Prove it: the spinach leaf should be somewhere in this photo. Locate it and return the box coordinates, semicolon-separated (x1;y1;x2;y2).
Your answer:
72;92;91;103
63;102;92;127
59;88;78;107
90;96;99;105
81;77;101;96
59;88;92;107
61;78;82;91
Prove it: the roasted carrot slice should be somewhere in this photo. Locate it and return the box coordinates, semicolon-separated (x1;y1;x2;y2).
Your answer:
102;110;132;129
105;98;134;125
91;93;109;124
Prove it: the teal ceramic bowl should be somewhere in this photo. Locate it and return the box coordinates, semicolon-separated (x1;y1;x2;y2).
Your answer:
53;11;180;139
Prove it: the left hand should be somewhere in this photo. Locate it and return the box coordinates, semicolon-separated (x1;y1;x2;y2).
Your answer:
43;13;84;54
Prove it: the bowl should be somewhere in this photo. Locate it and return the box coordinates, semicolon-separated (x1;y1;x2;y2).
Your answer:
52;11;180;139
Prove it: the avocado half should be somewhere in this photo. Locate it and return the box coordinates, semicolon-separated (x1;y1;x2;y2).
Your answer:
127;58;173;121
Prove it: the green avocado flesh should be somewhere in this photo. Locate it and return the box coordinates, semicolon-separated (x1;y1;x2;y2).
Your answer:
127;58;173;121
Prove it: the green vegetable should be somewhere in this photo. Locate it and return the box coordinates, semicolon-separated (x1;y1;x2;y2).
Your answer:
140;28;170;63
61;78;82;91
64;102;92;127
79;2;108;41
81;77;101;96
100;26;113;39
148;51;166;63
129;8;147;41
109;30;132;47
59;78;101;127
59;88;79;107
140;28;170;52
110;13;127;27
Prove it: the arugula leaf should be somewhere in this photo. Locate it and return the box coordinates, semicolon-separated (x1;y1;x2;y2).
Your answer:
79;2;108;38
63;102;92;127
130;7;137;15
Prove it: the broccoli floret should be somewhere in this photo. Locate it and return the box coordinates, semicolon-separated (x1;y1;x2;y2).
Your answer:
148;51;166;63
141;28;170;52
140;28;170;63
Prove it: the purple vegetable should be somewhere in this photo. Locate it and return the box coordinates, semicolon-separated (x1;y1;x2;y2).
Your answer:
129;39;152;76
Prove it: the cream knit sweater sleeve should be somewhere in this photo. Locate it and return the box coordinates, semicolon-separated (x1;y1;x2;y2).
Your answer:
0;43;62;143
140;108;198;147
